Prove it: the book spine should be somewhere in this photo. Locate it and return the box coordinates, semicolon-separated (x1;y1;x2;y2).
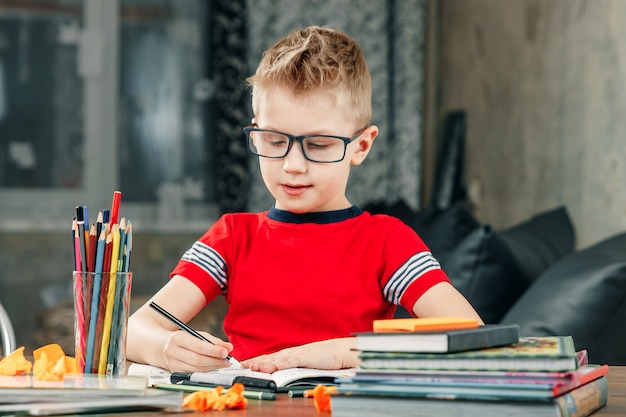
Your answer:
447;326;519;352
554;376;608;417
552;364;609;397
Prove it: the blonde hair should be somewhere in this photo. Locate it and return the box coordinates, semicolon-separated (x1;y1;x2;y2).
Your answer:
247;26;372;127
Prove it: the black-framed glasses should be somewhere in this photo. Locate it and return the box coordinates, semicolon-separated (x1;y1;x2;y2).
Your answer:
243;125;366;163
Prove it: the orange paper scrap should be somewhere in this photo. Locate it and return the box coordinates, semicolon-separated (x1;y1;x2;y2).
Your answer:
0;346;33;376
0;344;76;381
32;344;77;381
311;385;337;412
182;383;248;411
373;317;480;332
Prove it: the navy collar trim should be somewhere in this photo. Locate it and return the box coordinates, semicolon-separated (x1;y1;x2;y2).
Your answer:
268;206;363;224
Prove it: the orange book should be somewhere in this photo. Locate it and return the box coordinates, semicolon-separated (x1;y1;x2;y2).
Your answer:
373;317;480;333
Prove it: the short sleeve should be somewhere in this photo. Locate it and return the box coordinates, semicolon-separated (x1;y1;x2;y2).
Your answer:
170;215;233;301
377;217;450;313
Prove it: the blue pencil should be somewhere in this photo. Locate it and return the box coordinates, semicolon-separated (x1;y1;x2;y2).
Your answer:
102;208;110;225
85;227;106;370
82;205;89;237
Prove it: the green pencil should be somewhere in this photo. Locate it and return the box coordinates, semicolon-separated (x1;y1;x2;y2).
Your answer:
153;383;277;401
287;388;308;397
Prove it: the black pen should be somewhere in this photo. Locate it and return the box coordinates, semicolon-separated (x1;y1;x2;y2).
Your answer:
149;301;242;368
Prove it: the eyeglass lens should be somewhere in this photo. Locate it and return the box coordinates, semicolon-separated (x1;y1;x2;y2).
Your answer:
248;131;347;162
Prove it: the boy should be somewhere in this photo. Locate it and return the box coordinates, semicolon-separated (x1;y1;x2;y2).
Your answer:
126;26;481;373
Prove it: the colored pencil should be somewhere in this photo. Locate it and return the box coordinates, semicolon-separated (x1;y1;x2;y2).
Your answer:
75;206;87;272
110;191;122;226
87;224;97;273
72;219;77;270
85;226;106;371
92;226;112;373
82;223;97;361
113;221;133;373
99;224;120;374
102;208;110;225
82;205;90;253
108;267;131;374
72;221;86;372
123;221;132;273
116;218;126;272
95;211;103;246
107;219;126;372
72;220;82;272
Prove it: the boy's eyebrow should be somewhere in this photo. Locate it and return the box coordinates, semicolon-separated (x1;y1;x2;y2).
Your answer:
252;124;354;137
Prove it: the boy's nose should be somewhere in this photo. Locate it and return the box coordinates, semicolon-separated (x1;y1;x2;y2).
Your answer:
282;141;308;172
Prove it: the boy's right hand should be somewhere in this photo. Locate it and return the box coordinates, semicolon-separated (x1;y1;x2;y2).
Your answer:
162;329;234;372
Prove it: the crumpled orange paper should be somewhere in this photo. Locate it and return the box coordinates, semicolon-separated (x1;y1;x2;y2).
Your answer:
0;344;76;381
0;346;33;376
182;383;248;411
33;344;77;381
311;384;337;412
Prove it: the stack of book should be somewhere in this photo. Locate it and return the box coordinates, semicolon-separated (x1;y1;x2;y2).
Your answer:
332;318;609;417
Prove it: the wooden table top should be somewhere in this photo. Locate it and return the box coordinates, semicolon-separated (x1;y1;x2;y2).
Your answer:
122;366;626;416
598;365;626;416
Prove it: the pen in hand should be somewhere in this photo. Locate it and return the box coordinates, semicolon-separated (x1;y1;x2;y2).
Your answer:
149;301;242;368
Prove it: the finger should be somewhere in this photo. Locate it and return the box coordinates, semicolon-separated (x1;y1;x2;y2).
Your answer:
164;332;231;371
164;345;231;372
174;331;231;359
197;331;234;351
245;354;291;373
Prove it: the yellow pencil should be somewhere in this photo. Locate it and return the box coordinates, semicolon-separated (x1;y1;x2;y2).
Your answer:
98;223;120;374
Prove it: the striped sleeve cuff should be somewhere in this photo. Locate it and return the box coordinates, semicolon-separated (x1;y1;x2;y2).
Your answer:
383;251;443;305
180;241;228;290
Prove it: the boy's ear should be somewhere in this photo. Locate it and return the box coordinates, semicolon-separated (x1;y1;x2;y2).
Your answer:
350;125;378;166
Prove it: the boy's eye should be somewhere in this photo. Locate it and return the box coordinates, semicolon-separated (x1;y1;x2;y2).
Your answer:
262;133;288;146
305;137;336;149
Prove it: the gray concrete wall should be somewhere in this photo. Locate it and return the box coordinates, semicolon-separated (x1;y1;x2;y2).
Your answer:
437;0;626;247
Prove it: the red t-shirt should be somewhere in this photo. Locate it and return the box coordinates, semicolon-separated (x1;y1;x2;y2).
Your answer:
170;206;449;360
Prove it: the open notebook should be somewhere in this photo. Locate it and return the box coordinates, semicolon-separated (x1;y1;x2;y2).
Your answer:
128;363;354;392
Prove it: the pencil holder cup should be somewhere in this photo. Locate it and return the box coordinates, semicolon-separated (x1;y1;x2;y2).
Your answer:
72;271;132;376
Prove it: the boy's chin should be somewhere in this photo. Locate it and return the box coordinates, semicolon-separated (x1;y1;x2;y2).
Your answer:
275;204;310;214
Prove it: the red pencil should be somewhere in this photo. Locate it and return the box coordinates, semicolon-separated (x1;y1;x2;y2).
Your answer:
110;191;122;226
72;221;85;372
87;224;97;273
72;220;82;272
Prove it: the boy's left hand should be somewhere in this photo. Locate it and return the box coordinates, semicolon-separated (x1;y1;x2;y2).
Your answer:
241;337;359;373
